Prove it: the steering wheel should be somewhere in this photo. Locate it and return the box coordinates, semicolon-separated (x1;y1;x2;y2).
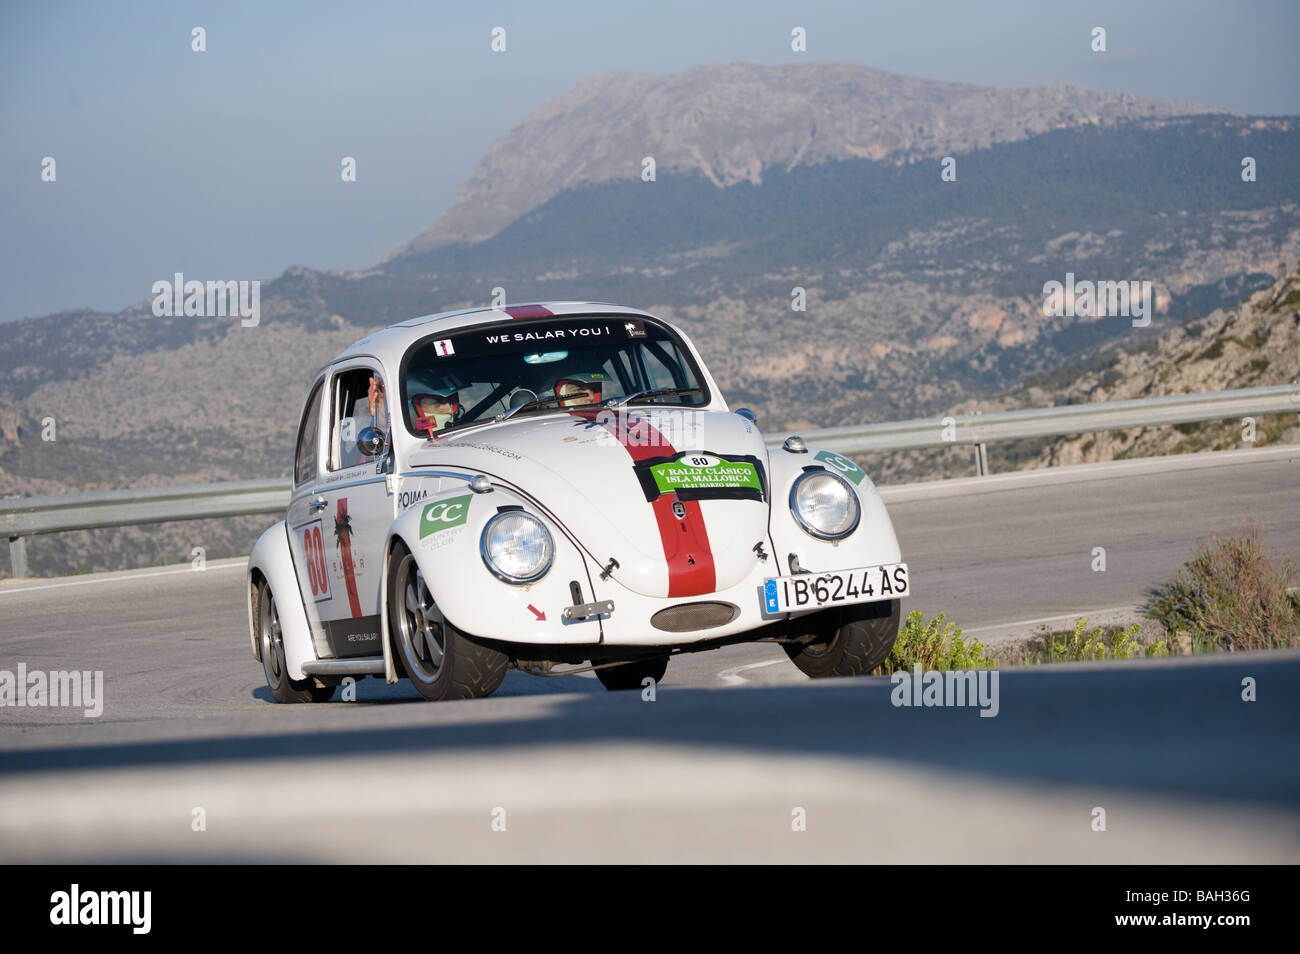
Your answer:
506;388;538;409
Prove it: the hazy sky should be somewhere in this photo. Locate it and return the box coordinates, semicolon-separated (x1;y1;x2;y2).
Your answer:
2;0;1297;322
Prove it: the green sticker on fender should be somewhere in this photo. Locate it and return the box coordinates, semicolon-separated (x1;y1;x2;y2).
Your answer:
420;494;472;537
815;451;866;485
648;455;763;494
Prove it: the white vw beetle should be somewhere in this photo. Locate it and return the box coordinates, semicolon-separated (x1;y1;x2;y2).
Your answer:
246;303;910;702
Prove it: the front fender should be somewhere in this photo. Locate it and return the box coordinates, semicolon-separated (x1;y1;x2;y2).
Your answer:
247;521;315;682
765;444;902;574
387;485;602;647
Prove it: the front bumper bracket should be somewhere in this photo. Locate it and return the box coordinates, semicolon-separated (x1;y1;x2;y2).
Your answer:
562;600;614;621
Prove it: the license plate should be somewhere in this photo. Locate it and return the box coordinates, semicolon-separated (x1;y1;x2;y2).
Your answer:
762;563;909;614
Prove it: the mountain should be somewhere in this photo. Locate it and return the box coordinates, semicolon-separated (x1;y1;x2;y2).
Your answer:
380;110;1300;432
402;62;1226;252
2;62;1298;577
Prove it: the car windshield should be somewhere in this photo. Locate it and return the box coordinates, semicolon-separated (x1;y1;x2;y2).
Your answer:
400;315;709;438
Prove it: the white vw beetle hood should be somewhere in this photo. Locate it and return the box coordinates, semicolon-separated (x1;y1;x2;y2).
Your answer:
406;407;771;599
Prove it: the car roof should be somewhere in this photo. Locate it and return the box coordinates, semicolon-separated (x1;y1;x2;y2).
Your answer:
323;302;661;373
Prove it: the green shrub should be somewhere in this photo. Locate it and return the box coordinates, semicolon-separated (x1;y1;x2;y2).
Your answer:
1022;619;1164;665
1145;529;1300;652
875;610;997;675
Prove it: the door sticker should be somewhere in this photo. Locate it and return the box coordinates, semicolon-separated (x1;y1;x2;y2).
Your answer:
301;519;331;602
333;498;363;618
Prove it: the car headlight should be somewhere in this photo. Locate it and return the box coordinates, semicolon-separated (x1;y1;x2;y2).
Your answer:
789;470;861;540
480;511;554;583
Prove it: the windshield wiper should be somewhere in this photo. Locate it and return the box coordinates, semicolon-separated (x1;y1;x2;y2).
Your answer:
494;394;575;423
422;416;496;439
423;394;583;439
606;386;701;408
433;387;703;436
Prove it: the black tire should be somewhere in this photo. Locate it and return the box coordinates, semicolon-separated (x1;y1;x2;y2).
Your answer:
593;655;668;691
783;599;901;679
387;542;508;701
258;581;336;704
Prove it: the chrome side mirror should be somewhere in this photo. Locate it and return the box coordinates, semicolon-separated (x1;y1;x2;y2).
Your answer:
356;426;387;457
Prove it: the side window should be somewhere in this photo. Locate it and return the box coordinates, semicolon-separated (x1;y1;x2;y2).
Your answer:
330;366;387;471
294;379;324;486
600;354;634;399
639;340;686;390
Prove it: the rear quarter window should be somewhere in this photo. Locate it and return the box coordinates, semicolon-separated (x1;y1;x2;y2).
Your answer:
294;379;324;485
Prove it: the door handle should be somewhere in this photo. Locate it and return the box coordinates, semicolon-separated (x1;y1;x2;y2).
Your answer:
308;496;328;514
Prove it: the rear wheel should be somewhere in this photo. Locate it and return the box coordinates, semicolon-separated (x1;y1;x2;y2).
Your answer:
259;581;335;703
783;599;900;678
593;656;668;691
388;542;508;701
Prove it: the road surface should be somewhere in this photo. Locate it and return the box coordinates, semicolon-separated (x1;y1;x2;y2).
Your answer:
1;447;1297;861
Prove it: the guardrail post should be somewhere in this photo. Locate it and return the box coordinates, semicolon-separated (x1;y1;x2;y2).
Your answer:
8;535;28;579
971;409;990;476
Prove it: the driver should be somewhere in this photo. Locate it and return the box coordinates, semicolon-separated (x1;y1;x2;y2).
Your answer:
554;372;604;407
411;391;460;435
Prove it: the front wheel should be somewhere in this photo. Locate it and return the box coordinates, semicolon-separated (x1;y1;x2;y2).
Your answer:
783;599;900;678
388;542;508;701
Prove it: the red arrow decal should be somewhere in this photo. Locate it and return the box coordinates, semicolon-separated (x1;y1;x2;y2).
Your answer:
527;604;546;621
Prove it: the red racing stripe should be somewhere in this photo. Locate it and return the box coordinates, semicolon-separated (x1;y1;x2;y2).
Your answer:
504;304;554;319
570;409;715;597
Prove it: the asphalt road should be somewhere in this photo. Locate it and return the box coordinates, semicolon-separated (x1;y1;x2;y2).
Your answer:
1;446;1297;862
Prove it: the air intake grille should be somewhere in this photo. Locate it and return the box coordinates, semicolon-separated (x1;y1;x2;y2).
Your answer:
650;601;739;633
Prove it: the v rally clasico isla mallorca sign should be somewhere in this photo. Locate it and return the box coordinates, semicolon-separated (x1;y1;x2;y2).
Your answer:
635;452;765;502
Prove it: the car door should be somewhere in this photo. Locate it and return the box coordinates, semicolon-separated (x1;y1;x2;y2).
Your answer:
312;360;396;658
286;375;333;660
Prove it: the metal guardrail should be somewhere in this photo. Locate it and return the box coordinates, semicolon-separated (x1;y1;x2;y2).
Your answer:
3;384;1297;577
2;479;289;578
792;383;1300;454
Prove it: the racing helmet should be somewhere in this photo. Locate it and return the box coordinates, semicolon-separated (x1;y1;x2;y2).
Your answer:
411;390;460;434
553;372;605;407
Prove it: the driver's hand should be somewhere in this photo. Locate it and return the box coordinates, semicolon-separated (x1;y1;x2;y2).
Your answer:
367;376;385;416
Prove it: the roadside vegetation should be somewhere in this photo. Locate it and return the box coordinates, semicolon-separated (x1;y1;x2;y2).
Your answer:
1020;619;1166;665
874;610;997;675
895;529;1300;673
1144;528;1300;652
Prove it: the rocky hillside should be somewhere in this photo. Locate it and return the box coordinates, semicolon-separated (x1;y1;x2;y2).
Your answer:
401;62;1226;252
871;267;1300;482
1027;268;1300;465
